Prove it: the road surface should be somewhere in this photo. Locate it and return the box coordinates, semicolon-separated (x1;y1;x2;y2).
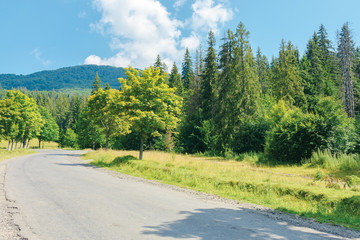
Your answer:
2;150;359;239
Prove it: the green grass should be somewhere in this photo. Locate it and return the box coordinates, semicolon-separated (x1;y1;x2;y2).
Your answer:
83;150;360;230
0;149;36;162
0;140;59;162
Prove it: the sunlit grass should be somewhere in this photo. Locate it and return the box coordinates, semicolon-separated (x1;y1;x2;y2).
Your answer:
0;140;59;162
83;149;360;230
0;140;59;150
0;149;36;162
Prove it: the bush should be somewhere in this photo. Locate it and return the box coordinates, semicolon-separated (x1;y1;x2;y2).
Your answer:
265;98;357;164
265;102;320;163
232;115;271;153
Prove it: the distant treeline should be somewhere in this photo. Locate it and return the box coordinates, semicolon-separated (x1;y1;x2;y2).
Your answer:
0;65;126;91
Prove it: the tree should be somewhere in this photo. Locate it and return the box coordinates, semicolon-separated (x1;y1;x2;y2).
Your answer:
271;40;306;107
201;30;217;121
153;54;167;75
87;88;131;150
38;106;59;148
256;47;270;94
181;48;195;90
0;90;43;150
91;73;102;94
168;62;183;96
119;66;182;160
338;22;355;118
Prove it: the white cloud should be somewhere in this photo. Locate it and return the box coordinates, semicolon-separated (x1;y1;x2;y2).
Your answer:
85;0;233;69
191;0;233;34
31;48;52;66
173;0;187;10
181;33;200;51
86;0;184;69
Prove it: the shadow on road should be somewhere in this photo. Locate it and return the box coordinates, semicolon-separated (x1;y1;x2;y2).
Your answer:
55;163;99;169
142;208;345;240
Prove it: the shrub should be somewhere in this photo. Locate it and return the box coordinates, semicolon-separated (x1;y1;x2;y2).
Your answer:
265;98;357;164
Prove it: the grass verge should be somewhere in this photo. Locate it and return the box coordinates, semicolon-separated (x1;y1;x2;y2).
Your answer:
82;150;360;230
0;149;36;162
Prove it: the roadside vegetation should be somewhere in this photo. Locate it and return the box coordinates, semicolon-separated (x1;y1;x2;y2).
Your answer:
0;140;59;162
83;149;360;230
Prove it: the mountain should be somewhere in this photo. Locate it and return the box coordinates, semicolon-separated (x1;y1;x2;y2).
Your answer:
0;65;126;91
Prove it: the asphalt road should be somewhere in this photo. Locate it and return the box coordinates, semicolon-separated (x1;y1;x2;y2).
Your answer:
3;150;356;239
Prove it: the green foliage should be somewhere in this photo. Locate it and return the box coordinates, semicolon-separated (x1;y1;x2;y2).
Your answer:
201;30;217;121
271;40;306;107
119;66;182;159
265;98;357;163
87;88;131;150
38;106;59;144
62;128;78;148
181;48;195;90
168;62;183;96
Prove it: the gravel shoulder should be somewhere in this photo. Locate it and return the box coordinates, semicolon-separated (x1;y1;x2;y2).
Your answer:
0;159;27;240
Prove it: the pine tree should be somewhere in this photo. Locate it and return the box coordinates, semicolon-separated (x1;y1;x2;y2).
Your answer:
201;30;217;121
91;73;101;94
338;22;355;118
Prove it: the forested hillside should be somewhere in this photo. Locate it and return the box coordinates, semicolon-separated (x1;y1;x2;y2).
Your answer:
0;65;126;91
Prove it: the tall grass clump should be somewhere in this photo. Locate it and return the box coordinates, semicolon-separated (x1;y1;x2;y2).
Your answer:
307;149;360;172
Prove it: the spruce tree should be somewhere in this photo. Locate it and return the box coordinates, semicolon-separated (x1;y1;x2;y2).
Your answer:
181;48;195;90
256;47;270;94
271;40;306;107
91;73;101;95
154;54;167;75
338;22;355;118
168;62;183;96
201;30;217;121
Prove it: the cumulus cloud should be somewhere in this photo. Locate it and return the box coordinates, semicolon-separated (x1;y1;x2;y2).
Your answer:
191;0;233;33
181;33;200;51
86;0;183;69
85;0;233;69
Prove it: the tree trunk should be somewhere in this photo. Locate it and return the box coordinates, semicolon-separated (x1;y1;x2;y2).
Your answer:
105;133;109;151
11;139;15;151
23;139;26;149
39;139;42;149
15;141;18;150
139;134;144;160
7;141;11;151
92;141;95;150
26;139;30;149
20;137;23;149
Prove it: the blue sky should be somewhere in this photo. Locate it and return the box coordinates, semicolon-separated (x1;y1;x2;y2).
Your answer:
1;0;360;75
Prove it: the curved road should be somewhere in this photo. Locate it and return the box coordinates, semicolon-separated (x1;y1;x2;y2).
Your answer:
3;150;357;239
